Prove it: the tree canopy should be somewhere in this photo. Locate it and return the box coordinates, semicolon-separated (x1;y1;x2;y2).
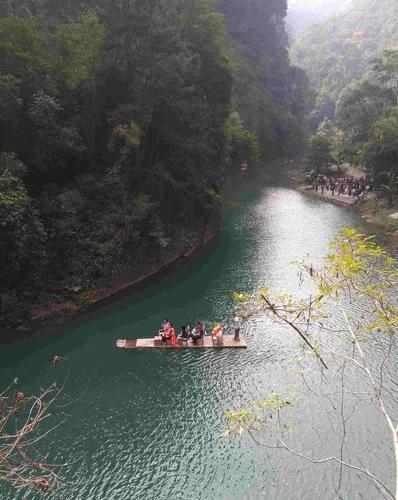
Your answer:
291;0;398;103
0;0;305;329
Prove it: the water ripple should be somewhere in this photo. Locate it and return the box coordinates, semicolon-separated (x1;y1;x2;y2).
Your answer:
0;185;394;500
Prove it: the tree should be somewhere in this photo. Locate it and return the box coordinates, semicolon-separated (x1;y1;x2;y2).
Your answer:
0;0;235;328
363;106;398;199
55;10;105;90
371;50;398;100
291;0;398;111
336;81;396;143
0;0;302;330
218;0;310;158
0;153;47;326
0;365;70;492
227;229;398;499
305;132;333;172
331;135;356;167
224;113;260;168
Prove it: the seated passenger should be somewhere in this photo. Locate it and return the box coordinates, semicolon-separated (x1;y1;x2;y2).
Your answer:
196;321;205;336
160;320;171;341
160;329;170;342
178;325;190;341
159;319;170;335
212;323;223;343
191;327;202;344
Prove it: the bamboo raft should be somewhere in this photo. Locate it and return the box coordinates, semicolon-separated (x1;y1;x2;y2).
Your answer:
116;336;247;349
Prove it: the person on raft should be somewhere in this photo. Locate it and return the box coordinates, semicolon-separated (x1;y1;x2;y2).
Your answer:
160;322;176;344
233;316;241;340
196;321;205;336
191;322;205;344
159;319;170;334
212;323;223;341
178;325;190;341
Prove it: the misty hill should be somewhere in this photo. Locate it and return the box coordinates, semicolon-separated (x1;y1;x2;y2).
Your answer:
291;0;398;97
286;0;350;37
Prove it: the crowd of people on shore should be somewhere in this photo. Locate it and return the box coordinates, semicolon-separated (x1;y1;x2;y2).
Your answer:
309;174;370;199
157;317;242;345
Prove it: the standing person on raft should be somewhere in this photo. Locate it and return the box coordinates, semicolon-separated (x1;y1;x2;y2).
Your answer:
233;316;241;340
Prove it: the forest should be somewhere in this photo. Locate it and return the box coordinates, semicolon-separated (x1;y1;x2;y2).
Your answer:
292;0;398;103
0;0;308;330
3;1;398;498
286;0;349;37
291;0;398;198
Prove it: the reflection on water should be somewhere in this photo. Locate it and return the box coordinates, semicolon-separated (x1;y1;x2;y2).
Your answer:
0;181;393;500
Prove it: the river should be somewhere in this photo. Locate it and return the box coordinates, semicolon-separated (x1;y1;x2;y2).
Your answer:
1;174;394;499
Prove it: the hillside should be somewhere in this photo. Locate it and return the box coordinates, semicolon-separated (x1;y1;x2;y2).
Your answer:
0;0;307;329
286;0;350;37
220;0;311;157
291;0;398;100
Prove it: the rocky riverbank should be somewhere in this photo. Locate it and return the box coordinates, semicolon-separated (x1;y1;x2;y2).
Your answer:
356;194;398;250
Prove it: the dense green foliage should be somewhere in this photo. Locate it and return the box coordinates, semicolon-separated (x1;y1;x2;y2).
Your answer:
219;0;311;157
363;105;398;199
291;0;398;189
335;79;396;145
305;133;333;173
292;0;398;103
0;0;305;328
303;50;398;189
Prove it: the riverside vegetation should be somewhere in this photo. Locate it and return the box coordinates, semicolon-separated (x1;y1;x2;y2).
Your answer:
3;0;398;496
0;0;309;331
290;0;398;211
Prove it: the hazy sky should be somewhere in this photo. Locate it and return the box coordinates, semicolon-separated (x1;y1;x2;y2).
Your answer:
288;0;350;9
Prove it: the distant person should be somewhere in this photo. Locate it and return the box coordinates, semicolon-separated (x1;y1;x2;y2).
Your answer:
52;355;68;367
233;316;241;340
240;160;248;173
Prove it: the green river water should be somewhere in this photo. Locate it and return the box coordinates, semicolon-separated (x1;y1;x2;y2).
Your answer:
1;175;395;500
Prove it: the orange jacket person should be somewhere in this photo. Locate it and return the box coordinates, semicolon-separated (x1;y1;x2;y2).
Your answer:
212;324;222;336
169;325;176;345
